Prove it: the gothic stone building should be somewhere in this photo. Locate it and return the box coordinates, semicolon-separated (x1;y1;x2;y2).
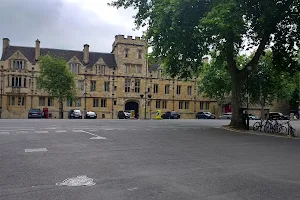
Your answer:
0;35;218;119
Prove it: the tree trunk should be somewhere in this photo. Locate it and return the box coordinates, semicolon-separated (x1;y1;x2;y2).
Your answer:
59;99;64;119
260;99;266;120
229;73;245;128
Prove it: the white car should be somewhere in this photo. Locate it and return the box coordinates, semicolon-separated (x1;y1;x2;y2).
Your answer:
86;111;97;119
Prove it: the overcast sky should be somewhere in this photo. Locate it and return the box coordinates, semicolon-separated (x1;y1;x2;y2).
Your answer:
0;0;145;55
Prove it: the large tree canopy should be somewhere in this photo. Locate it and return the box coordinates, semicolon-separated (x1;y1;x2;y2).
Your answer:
109;0;300;127
37;55;76;119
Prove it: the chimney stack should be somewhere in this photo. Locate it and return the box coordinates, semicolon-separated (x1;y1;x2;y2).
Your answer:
35;39;40;61
202;56;209;63
83;44;89;64
2;38;10;53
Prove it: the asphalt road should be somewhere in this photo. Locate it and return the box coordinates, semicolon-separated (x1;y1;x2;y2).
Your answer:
0;119;300;200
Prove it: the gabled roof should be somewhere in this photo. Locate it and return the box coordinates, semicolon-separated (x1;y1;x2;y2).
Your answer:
1;46;117;68
149;63;161;72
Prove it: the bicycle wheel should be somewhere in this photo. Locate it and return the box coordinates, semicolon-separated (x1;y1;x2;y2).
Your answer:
253;122;261;131
279;126;287;135
290;127;296;137
264;123;271;132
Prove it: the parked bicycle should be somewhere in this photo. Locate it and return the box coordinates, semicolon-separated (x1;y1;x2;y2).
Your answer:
282;120;296;137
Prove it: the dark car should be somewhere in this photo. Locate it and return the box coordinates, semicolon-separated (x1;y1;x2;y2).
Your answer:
162;111;181;119
196;111;215;119
268;112;289;120
85;111;97;119
28;108;43;119
68;109;82;119
117;111;127;119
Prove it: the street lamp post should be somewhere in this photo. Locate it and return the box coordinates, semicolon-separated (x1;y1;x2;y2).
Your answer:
111;67;116;119
246;66;252;130
84;69;87;119
0;65;4;119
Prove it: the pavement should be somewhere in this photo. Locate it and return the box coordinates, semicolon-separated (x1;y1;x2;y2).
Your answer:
0;119;300;200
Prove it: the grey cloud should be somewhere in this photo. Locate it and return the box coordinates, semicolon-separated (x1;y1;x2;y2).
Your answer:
0;0;141;55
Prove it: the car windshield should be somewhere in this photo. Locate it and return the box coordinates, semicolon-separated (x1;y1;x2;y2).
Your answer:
74;110;81;113
30;109;40;112
204;112;212;115
171;112;178;114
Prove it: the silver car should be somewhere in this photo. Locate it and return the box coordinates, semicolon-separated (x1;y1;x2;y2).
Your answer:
218;112;232;119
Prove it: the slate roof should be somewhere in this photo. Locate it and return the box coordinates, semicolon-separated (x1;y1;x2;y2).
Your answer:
148;63;161;72
1;46;117;68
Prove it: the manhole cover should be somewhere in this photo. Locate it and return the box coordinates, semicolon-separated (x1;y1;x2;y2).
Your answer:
56;175;96;187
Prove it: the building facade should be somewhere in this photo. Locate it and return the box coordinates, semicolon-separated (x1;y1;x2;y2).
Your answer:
0;35;218;119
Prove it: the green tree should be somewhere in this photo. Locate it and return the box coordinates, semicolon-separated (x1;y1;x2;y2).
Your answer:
109;0;300;128
198;53;231;113
37;55;76;119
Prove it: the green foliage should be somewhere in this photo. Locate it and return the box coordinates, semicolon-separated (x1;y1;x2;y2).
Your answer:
37;55;76;102
198;52;231;104
109;0;300;126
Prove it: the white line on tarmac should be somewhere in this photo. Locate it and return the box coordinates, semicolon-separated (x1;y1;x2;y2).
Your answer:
56;130;67;133
25;148;47;153
1;127;35;129
35;131;49;133
0;132;9;135
81;130;107;140
16;131;29;134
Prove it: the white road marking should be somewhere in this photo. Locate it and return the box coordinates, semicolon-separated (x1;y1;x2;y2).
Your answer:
128;187;139;192
72;130;85;133
56;175;96;187
56;130;67;133
80;130;107;140
25;148;47;153
16;131;28;134
2;127;35;129
0;132;9;135
90;136;107;140
35;131;49;133
44;127;59;130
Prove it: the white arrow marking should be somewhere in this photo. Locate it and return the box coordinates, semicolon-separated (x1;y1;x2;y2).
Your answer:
80;130;107;140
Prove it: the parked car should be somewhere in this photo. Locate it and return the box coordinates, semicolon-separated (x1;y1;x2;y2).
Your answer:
118;111;130;119
196;112;216;119
28;108;43;119
85;111;97;119
218;112;232;119
248;114;260;120
162;111;181;119
268;112;289;120
68;109;82;119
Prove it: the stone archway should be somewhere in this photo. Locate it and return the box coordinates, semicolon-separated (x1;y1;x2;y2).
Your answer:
125;101;139;118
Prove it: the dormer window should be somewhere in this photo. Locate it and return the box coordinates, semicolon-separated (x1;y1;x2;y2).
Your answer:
125;49;129;58
97;65;105;75
12;60;25;70
138;50;142;59
70;63;79;74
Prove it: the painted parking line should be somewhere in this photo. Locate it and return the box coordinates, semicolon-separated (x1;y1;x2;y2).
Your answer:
0;132;10;135
25;148;48;153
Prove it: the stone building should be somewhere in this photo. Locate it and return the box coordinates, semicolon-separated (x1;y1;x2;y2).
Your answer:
0;35;218;119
